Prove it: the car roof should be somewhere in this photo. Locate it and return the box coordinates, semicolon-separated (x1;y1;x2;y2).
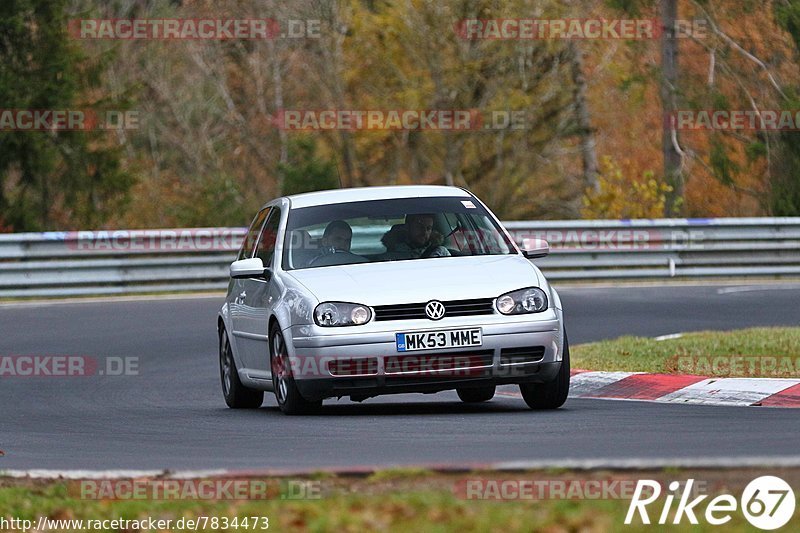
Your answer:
284;185;471;209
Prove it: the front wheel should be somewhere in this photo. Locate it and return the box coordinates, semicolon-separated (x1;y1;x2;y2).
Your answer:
219;327;263;409
519;331;570;410
270;323;322;415
456;386;496;403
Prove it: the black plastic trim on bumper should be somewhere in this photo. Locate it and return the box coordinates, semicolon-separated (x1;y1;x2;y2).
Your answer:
294;361;562;401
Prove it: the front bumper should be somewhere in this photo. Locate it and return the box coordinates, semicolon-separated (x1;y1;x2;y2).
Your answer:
287;313;563;400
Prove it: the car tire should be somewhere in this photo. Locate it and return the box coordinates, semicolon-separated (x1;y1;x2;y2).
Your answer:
270;323;322;415
219;327;264;409
519;331;570;410
456;386;496;403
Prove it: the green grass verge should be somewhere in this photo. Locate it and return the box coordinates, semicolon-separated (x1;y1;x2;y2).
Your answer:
0;472;790;532
571;327;800;377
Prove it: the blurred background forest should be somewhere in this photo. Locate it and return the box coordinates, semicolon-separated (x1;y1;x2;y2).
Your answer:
2;0;800;231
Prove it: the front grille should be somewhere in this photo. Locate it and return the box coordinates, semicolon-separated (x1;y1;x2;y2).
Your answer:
500;346;546;365
373;298;495;321
385;349;494;375
328;357;379;376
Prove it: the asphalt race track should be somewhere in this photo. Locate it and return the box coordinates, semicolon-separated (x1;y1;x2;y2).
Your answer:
1;283;799;471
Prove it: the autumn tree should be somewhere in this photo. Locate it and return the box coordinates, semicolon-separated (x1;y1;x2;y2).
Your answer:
0;0;134;230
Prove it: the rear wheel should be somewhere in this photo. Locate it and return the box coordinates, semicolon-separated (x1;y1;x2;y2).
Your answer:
270;323;322;415
219;327;263;409
456;386;496;403
520;331;570;410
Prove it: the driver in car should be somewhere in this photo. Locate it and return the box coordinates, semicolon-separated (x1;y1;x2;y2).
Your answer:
319;220;352;253
308;220;358;266
308;220;372;267
381;213;451;259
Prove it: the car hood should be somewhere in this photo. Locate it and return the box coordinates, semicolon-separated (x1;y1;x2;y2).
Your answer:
286;255;541;305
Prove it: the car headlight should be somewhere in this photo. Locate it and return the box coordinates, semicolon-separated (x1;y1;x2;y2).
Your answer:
314;302;372;327
496;287;548;315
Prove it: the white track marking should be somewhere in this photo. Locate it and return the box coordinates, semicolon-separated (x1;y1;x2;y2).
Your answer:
717;285;800;294
654;333;684;341
658;378;800;406
568;371;636;396
0;293;224;308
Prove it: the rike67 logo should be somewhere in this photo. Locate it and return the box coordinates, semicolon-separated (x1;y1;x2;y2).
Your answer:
625;476;795;530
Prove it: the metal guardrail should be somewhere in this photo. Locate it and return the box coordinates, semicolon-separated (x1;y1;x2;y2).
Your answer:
0;218;799;297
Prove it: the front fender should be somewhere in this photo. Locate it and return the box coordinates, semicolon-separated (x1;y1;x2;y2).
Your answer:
218;301;231;333
269;275;317;359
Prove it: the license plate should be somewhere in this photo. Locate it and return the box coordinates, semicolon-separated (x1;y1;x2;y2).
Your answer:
395;328;482;352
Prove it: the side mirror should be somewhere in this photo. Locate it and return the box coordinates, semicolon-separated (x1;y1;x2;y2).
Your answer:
521;238;549;259
230;257;268;279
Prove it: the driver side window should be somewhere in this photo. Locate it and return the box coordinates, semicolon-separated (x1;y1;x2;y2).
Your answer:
255;208;282;268
237;207;271;261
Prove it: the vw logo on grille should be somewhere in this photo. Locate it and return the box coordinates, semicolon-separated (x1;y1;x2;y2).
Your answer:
425;300;446;320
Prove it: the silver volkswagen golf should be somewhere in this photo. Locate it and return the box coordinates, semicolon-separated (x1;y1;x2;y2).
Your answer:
218;185;569;414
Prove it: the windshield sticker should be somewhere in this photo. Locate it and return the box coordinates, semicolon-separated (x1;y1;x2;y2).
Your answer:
461;200;476;209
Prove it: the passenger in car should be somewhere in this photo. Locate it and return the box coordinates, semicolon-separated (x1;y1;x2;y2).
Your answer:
380;214;451;259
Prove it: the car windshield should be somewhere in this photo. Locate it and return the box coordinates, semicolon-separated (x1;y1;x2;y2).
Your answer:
283;196;516;270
